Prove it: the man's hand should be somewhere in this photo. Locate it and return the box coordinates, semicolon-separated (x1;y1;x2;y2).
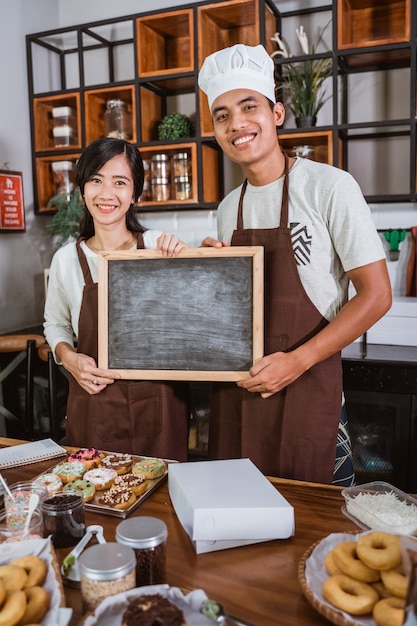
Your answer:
200;237;229;248
237;351;306;398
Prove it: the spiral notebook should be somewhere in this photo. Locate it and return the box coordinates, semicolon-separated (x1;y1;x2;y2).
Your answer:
0;438;67;469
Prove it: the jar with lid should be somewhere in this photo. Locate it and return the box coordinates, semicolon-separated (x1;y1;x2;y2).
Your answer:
173;152;191;178
151;153;170;180
151;177;170;202
104;99;132;140
79;543;136;613
41;490;85;548
139;158;151;202
116;517;167;587
174;176;192;200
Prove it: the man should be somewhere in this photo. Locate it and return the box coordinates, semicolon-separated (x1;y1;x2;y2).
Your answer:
198;44;391;485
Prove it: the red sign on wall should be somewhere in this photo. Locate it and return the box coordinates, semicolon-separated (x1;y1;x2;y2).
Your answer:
0;170;25;232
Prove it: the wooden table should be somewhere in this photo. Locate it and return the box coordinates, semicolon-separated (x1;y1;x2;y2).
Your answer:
0;437;358;626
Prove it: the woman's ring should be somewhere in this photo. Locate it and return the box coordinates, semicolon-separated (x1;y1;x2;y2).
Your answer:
93;377;98;385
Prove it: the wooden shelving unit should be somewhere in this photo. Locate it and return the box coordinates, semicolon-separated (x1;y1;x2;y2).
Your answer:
26;0;279;215
275;0;416;203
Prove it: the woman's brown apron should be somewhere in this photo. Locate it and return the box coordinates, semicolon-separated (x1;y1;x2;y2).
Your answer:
65;235;189;460
209;155;342;483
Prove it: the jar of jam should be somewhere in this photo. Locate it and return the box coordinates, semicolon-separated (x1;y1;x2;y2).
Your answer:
116;517;167;587
79;543;136;613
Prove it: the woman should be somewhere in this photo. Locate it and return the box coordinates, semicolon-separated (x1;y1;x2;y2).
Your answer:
44;137;189;460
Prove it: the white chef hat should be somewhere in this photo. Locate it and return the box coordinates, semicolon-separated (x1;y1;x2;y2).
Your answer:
198;44;275;110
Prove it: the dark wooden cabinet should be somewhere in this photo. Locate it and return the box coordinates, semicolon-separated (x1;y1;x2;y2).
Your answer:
343;345;417;492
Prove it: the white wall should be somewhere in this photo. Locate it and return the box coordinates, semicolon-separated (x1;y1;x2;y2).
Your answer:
0;0;416;340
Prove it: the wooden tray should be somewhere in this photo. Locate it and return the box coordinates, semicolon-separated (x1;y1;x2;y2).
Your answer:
37;452;172;519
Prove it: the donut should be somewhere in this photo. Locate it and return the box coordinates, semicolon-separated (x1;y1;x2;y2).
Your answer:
380;566;408;599
33;472;62;496
0;589;26;626
0;581;5;608
67;447;104;469
101;453;133;475
52;461;86;484
10;556;47;588
0;565;27;591
357;532;402;571
372;581;392;599
113;473;149;496
132;458;166;480
84;467;117;490
98;488;137;510
372;596;405;626
324;549;344;576
322;573;379;615
63;479;95;503
19;586;50;625
332;541;380;582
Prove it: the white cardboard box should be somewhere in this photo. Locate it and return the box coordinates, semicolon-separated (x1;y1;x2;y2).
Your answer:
168;458;295;553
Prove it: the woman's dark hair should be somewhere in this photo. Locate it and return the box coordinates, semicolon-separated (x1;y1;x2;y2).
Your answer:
76;137;145;238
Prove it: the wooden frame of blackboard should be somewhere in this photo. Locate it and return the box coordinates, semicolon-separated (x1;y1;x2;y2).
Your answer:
98;246;264;381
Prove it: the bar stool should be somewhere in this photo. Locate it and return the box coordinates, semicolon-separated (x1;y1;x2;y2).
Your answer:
37;343;66;441
0;334;46;439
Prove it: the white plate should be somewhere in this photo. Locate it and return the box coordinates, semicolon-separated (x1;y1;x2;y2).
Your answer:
81;585;216;626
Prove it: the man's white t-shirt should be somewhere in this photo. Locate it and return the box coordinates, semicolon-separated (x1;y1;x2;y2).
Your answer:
217;158;386;322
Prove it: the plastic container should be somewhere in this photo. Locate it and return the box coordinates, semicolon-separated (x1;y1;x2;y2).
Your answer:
51;160;75;196
41;491;85;548
52;106;76;146
116;516;167;586
341;481;417;535
104;99;132;140
79;542;136;612
0;509;43;543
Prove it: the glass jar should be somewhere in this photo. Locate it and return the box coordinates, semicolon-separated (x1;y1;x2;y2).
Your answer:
151;177;170;202
174;176;192;200
41;491;85;548
0;509;43;543
139;158;151;202
173;152;191;177
116;517;167;587
51;160;75;197
4;481;47;528
104;99;132;140
52;106;76;146
151;153;170;180
79;543;136;613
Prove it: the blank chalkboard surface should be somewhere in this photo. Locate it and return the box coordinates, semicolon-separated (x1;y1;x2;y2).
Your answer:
98;246;263;381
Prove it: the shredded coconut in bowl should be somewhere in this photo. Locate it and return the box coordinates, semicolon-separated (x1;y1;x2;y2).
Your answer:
346;491;417;535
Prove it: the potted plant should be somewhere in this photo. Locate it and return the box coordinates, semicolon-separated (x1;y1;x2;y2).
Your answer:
271;23;333;128
46;188;84;250
158;112;193;141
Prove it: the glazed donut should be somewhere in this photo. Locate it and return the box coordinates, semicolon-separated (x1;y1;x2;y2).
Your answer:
0;565;27;591
324;550;343;576
52;461;86;484
357;532;402;571
33;472;63;496
11;556;47;589
380;566;408;599
322;574;379;615
332;541;380;583
101;453;133;475
132;458;166;480
68;447;104;469
63;479;95;503
98;487;137;510
0;589;26;626
19;586;50;625
372;596;405;626
113;473;149;496
84;467;117;490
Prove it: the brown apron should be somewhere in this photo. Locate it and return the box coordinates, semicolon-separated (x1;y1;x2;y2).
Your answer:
209;154;342;483
66;235;189;461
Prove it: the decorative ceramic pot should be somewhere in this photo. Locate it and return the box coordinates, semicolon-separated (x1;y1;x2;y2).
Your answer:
295;115;317;128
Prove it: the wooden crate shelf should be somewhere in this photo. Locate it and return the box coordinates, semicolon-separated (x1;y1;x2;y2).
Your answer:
84;86;137;146
278;131;341;166
136;9;194;77
338;0;410;50
33;94;81;152
35;155;81;213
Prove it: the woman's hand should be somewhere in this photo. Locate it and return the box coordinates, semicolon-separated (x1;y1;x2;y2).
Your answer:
157;232;188;257
200;237;229;248
57;343;120;395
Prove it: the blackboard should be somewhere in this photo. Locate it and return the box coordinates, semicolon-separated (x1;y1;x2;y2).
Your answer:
98;246;264;381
